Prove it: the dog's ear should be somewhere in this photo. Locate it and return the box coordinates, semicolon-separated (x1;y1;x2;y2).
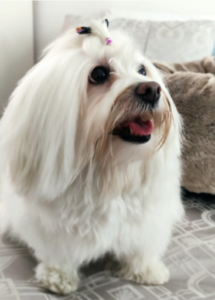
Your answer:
0;51;85;200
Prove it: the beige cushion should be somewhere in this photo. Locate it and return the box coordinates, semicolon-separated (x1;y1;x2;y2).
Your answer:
155;56;215;194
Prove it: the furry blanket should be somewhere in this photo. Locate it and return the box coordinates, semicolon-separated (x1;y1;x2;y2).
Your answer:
154;56;215;194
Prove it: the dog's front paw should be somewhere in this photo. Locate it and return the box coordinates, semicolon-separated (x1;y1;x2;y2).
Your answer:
112;260;169;285
36;263;79;295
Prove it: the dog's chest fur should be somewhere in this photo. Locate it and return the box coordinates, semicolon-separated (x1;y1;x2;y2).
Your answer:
19;143;181;263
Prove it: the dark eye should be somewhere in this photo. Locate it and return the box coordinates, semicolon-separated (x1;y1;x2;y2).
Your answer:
89;66;109;84
138;66;146;76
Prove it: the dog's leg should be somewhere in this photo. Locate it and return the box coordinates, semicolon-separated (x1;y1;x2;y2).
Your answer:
111;254;169;285
35;262;79;295
111;194;181;286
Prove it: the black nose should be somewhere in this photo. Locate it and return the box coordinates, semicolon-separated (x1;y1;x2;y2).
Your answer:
135;82;161;107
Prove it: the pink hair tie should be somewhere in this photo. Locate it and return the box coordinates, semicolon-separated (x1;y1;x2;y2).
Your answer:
105;37;112;45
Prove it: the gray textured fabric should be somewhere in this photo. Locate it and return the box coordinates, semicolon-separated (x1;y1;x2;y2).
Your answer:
1;195;215;299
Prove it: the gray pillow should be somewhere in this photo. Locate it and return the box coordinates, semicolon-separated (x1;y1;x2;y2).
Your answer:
62;15;215;63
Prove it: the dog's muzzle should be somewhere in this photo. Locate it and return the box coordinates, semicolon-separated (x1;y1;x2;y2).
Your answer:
111;81;163;145
135;82;161;108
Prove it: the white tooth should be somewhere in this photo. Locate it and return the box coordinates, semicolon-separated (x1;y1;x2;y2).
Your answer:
130;129;137;136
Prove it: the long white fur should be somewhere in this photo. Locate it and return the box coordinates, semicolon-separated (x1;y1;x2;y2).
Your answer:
0;21;184;294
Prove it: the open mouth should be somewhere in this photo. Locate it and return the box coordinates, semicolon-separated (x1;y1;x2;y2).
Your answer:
112;117;153;144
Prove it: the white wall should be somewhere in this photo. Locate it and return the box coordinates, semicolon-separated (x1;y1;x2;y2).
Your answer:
0;1;34;114
33;0;215;60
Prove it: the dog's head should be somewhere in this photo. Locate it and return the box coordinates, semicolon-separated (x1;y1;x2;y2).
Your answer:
0;20;179;200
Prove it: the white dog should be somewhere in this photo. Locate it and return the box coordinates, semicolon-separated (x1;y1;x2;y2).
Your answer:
0;20;184;294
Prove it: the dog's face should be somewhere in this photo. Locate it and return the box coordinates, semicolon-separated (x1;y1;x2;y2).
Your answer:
72;28;172;163
1;20;176;199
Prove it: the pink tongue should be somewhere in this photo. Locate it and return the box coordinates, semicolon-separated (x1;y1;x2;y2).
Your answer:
128;120;153;136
